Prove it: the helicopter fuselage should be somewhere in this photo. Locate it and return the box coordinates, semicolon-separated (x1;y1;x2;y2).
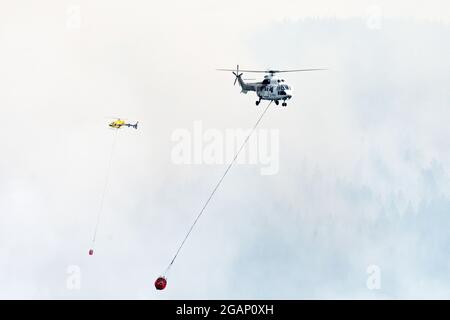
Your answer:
238;75;293;106
256;76;293;102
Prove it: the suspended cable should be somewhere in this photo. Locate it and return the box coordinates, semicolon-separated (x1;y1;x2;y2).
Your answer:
161;101;273;275
89;128;119;255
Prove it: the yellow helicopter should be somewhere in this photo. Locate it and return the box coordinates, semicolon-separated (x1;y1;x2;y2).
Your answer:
108;118;139;130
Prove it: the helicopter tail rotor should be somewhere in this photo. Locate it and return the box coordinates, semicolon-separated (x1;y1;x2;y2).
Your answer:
232;65;243;86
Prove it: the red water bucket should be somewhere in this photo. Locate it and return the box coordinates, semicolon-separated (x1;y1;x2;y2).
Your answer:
154;277;167;290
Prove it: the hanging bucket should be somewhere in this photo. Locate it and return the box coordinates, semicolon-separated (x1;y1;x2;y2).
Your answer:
154;277;167;290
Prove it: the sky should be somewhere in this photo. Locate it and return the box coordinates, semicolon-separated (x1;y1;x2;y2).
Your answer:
0;0;450;299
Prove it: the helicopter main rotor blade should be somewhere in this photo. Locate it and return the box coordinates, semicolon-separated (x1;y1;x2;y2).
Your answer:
271;69;327;73
217;68;327;73
217;68;267;73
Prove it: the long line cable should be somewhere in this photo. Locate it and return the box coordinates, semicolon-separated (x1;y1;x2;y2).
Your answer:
91;128;119;245
164;101;273;274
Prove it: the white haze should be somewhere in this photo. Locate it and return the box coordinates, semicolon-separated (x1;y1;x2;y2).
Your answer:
0;0;450;298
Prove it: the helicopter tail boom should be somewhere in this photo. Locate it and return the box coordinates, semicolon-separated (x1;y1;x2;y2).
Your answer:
128;122;138;129
234;65;255;94
237;75;252;94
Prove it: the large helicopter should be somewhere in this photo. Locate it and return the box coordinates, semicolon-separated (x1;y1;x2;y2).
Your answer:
218;65;326;106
